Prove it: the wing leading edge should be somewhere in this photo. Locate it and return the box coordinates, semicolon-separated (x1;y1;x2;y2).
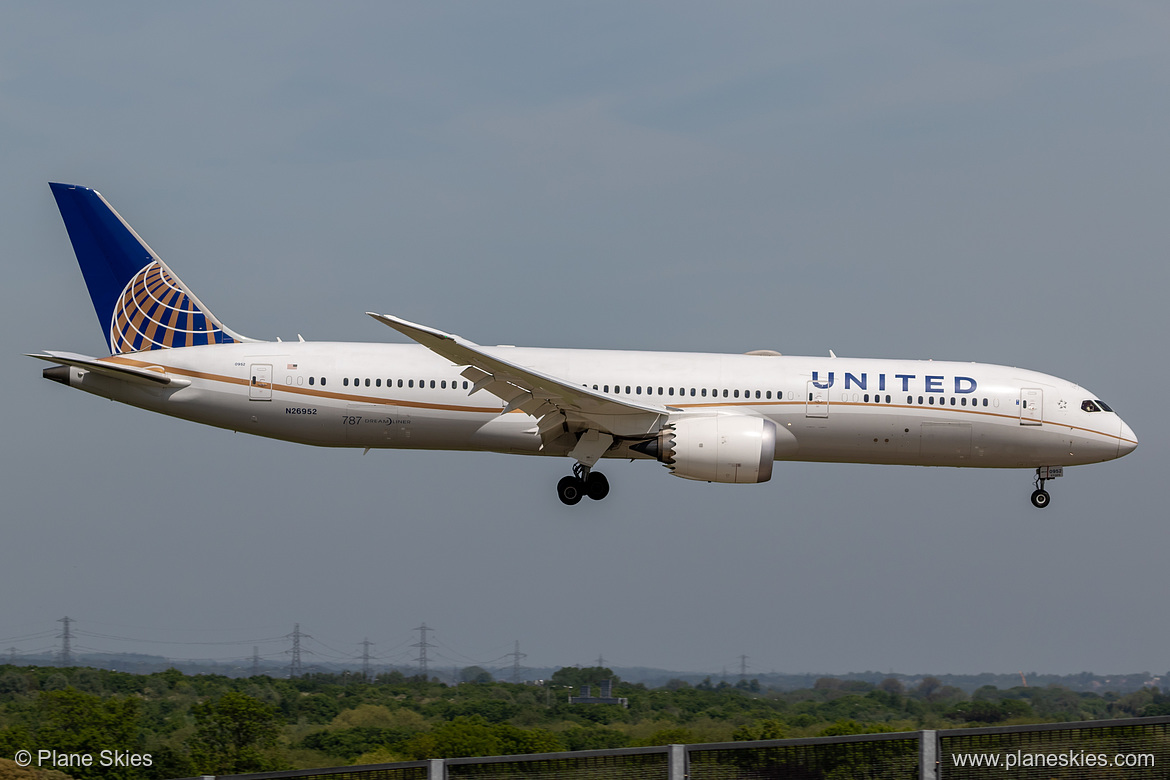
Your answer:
366;313;668;445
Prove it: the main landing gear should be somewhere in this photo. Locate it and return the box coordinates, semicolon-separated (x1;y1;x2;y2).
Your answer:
557;463;610;505
1030;466;1063;509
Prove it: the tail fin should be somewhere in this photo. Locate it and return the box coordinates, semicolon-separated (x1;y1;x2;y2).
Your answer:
48;183;252;354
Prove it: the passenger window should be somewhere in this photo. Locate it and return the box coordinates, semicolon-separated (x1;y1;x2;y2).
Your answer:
928;397;934;405
885;395;891;403
321;378;326;386
907;395;913;404
408;380;414;388
734;389;740;398
658;387;664;395
960;397;966;406
755;390;761;399
309;377;315;386
723;389;728;398
463;381;469;389
950;397;955;406
430;380;435;389
343;378;349;387
766;391;772;399
668;387;674;396
364;378;370;387
625;386;631;394
982;398;988;407
701;389;707;397
864;394;870;402
918;396;923;404
398;379;403;388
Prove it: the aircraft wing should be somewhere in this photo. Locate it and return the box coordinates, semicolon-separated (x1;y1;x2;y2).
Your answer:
27;351;190;387
366;313;668;440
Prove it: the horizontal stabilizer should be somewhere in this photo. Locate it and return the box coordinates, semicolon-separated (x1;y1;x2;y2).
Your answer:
27;351;189;387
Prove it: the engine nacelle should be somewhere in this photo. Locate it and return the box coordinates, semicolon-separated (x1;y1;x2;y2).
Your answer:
634;415;777;483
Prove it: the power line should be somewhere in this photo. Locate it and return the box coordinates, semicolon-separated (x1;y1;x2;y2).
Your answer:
57;617;74;667
287;624;311;678
360;638;374;681
510;640;527;684
412;623;434;679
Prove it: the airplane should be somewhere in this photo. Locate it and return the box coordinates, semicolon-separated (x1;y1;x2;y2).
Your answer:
30;183;1138;508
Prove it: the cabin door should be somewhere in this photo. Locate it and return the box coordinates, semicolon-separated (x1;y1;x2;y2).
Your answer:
249;364;273;400
805;380;829;418
1019;388;1043;425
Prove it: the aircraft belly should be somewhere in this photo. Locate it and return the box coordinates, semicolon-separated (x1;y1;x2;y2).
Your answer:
394;410;504;452
781;408;1085;468
468;414;544;455
785;410;921;465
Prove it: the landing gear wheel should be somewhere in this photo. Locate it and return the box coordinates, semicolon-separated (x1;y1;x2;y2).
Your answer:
557;476;584;506
585;472;610;501
1030;467;1059;509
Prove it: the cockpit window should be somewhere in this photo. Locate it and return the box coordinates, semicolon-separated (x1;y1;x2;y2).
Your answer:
1081;400;1102;413
1096;399;1113;412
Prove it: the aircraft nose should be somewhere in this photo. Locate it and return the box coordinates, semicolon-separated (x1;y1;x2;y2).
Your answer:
1117;419;1138;457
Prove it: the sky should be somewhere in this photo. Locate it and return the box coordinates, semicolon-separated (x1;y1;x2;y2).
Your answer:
2;2;1167;681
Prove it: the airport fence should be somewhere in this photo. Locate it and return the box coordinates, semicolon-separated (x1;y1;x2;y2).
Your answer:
187;714;1170;780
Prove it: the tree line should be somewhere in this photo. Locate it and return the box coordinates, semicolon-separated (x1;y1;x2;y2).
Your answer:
0;664;1166;780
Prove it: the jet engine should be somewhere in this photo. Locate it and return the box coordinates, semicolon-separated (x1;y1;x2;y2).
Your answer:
632;415;777;483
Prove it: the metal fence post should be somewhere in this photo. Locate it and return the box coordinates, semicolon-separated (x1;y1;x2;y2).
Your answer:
668;744;686;779
428;758;445;780
920;730;937;780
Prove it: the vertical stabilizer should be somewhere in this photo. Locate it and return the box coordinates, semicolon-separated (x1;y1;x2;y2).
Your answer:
48;183;252;354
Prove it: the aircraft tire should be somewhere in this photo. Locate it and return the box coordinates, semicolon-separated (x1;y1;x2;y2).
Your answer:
558;476;584;505
585;472;610;501
1030;489;1051;509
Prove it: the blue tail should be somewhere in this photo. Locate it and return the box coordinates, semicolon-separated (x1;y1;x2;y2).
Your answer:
49;183;250;354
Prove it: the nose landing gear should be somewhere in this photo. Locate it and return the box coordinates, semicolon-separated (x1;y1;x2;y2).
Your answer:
1030;466;1062;508
557;463;610;505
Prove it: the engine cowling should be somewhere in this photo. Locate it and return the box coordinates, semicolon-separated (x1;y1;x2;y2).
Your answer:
633;415;777;483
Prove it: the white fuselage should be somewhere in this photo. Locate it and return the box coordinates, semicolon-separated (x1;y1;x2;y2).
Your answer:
56;341;1136;470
